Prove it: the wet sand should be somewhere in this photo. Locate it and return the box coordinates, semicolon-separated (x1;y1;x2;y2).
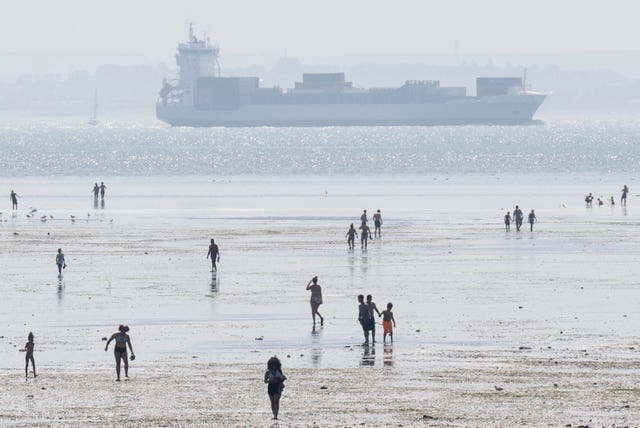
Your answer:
1;175;640;427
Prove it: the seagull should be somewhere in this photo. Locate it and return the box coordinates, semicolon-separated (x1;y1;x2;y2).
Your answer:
26;214;32;218
494;386;504;391
29;208;37;214
70;215;75;219
49;215;53;219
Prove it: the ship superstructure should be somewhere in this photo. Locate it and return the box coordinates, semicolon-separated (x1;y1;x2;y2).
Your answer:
157;26;546;127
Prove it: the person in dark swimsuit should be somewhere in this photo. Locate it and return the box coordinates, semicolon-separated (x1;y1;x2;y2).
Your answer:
24;332;36;378
360;209;368;226
504;211;511;231
621;185;629;205
264;356;286;420
513;205;524;232
92;183;99;200
306;276;324;326
528;209;537;232
360;223;371;249
105;324;135;381
207;239;220;272
358;294;372;344
56;248;66;275
372;209;382;238
99;182;107;200
10;190;18;210
366;294;381;343
585;193;594;207
345;223;358;250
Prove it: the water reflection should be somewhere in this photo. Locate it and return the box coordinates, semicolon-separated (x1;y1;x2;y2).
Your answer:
57;278;65;303
348;252;355;278
360;344;375;366
310;325;323;366
383;344;394;367
360;252;368;276
210;271;219;294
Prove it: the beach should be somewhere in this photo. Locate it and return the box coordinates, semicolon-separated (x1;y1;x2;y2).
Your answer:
0;173;639;426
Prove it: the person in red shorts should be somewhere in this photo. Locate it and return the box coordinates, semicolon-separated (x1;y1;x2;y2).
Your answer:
381;302;396;343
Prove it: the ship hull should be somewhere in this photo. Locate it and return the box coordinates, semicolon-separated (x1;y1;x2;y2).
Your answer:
156;94;545;127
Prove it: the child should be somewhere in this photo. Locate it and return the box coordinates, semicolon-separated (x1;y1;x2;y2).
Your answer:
24;332;36;378
381;303;396;343
504;211;511;231
264;356;286;420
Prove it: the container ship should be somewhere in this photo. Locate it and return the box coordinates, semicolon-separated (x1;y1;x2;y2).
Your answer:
156;26;546;127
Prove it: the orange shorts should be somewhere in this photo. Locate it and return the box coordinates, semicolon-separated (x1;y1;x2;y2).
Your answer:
382;320;393;334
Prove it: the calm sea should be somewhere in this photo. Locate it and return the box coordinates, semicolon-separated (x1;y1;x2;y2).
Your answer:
0;118;638;176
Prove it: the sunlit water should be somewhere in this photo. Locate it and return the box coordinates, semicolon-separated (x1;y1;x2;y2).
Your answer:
0;119;639;372
0;118;639;176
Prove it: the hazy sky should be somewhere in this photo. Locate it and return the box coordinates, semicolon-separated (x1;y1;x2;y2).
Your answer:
3;0;640;61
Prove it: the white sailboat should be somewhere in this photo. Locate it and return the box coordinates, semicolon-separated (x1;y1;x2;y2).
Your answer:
88;89;99;125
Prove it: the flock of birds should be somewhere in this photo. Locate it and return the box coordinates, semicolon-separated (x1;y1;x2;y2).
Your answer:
0;208;113;224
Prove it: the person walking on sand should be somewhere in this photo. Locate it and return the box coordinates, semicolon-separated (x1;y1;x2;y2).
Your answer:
621;185;629;205
366;294;381;343
99;182;107;200
360;223;371;249
381;303;396;343
306;276;324;326
56;248;66;275
105;325;135;381
345;223;358;250
10;190;18;210
92;183;99;200
23;332;36;378
264;356;286;420
372;209;382;238
528;209;537;232
207;239;220;272
610;196;616;206
360;209;368;226
585;192;594;207
513;205;524;232
358;295;372;344
504;211;511;231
